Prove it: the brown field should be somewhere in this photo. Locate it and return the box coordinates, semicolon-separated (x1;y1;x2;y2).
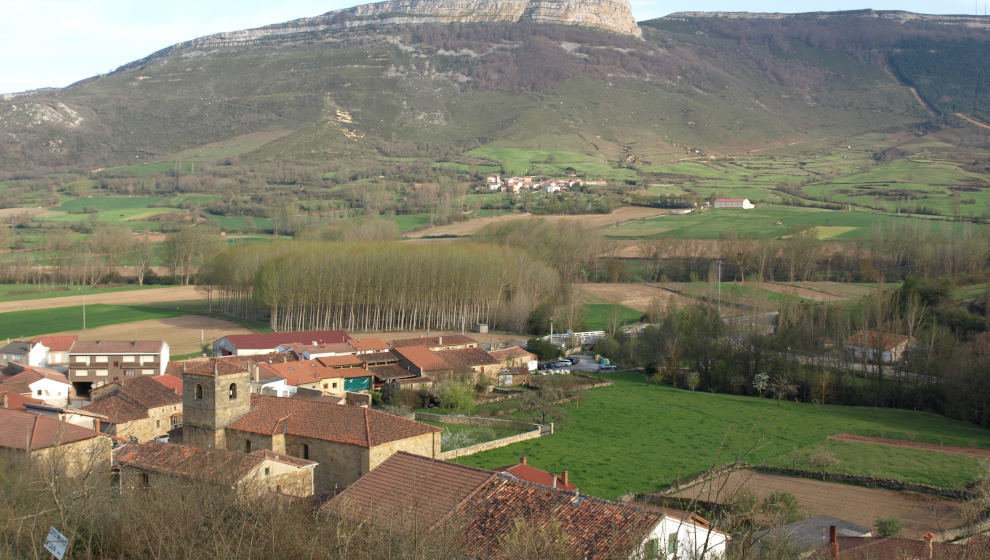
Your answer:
576;283;686;312
0;285;203;313
829;434;990;460
672;470;965;538
0;207;61;219
756;282;863;302
58;315;254;356
404;206;670;238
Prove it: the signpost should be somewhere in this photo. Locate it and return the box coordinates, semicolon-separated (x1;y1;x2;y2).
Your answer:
43;527;69;560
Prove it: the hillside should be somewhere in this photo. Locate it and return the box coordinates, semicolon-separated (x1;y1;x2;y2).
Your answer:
1;6;985;176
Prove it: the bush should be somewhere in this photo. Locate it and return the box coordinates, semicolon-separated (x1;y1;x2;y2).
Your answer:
875;516;902;537
436;380;475;410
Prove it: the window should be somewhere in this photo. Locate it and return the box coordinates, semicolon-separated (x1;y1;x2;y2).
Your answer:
332;383;338;389
643;538;659;560
264;467;270;477
302;444;309;460
245;440;252;453
156;420;161;429
323;383;328;389
141;473;150;488
95;355;108;363
37;389;42;396
194;384;203;400
228;383;237;400
123;355;135;363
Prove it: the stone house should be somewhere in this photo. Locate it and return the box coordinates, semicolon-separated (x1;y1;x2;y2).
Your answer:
82;375;182;443
488;346;538;371
348;337;390;354
392;346;453;378
436;347;501;381
68;340;170;396
326;452;728;560
258;360;372;398
178;360;442;492
115;440;316;498
0;365;72;406
0;408;112;477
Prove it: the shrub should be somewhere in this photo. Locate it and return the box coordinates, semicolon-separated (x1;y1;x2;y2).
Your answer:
875;516;902;537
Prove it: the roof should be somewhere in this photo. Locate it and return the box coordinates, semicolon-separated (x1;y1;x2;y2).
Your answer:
218;330;350;350
83;395;148;423
70;340;166;355
393;346;451;372
114;441;315;485
258;360;345;387
370;364;416;382
151;374;183;394
390;335;477;349
0;408;104;450
358;351;400;365
349;338;390;353
715;198;747;202
166;354;297;377
281;342;353;355
327;451;496;530
0;340;37;354
833;536;963;560
495;462;576;492
0;391;45;411
30;335;78;352
316;355;364;368
116;375;182;409
330;367;373;379
327;452;663;559
436;347;498;370
845;330;916;351
489;346;537;362
0;366;70;394
228;395;440;447
757;515;871;553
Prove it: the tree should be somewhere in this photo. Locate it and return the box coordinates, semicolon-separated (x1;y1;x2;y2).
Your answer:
163;227;224;284
874;516;902;537
809;449;839;479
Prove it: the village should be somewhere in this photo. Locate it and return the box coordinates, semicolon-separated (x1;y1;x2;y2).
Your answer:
1;325;984;559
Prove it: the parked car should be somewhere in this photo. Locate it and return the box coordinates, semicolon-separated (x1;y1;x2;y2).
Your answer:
567;357;580;365
599;364;617;372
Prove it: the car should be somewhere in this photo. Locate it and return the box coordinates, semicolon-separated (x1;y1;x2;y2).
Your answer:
599;364;617;372
567;357;580;365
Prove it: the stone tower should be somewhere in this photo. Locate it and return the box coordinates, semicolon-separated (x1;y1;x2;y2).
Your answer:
181;359;251;449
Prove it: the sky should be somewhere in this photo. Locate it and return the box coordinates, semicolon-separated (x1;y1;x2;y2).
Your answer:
0;0;982;94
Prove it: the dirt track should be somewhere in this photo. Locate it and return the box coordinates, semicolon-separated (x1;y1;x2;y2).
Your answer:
672;470;964;538
0;286;204;314
57;315;254;356
404;206;670;238
829;434;990;460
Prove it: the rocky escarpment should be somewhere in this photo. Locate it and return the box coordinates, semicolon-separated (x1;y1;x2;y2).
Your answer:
665;9;989;30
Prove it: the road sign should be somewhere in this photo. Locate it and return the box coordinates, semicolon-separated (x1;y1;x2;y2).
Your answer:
43;526;69;560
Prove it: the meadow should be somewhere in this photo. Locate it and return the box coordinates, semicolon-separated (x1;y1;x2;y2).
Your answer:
0;304;187;339
0;284;156;303
454;372;990;499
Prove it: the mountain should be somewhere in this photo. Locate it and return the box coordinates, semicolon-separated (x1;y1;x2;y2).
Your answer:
0;4;986;175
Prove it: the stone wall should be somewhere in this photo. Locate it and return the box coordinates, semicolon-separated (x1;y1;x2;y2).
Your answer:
752;466;977;500
438;427;542;460
286;435;366;493
32;436;112;478
415;412;538;433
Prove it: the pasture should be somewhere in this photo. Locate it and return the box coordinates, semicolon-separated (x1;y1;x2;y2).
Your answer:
0;284;153;303
454;372;990;499
0;304;187;340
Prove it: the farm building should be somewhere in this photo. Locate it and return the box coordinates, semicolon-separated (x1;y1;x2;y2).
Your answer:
213;330;350;356
845;331;916;364
714;198;755;209
83;375;182;443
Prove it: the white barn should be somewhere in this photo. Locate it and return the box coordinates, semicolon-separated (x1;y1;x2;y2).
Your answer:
714;198;755;209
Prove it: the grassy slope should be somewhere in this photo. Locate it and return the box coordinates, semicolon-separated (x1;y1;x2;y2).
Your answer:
455;372;990;499
0;304;186;339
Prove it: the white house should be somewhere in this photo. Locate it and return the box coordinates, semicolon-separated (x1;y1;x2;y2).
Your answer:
0;340;49;367
30;335;79;371
639;509;729;560
713;198;755;209
845;330;916;364
0;366;72;406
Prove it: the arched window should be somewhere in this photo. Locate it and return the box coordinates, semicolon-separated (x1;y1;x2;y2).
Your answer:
228;383;237;400
194;384;203;400
245;439;252;453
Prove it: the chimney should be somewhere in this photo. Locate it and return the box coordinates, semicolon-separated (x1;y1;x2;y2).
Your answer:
923;532;935;559
561;469;569;487
829;525;838;560
520;455;527;465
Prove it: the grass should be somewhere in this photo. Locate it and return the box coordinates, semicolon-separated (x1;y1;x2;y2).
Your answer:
0;304;186;339
0;284;157;303
393;213;432;232
422;421;527;452
582;303;644;331
454;372;990;499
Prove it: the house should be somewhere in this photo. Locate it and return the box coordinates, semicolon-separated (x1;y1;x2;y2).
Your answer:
496;367;531;387
0;390;44;411
30;335;78;370
436;347;500;380
68;340;170;396
258;360;372;398
714;198;755;209
495;455;576;491
326;452;728;560
392;346;453;378
177;360;442;492
390;335;478;351
213;330;350;356
114;440;316;498
277;341;354;359
489;346;538;371
845;331;916;364
316;354;365;369
22;403;106;431
813;526;967;559
755;515;871;556
82;375;183;443
0;340;48;367
0;408;112;477
348;337;390;354
0;365;72;406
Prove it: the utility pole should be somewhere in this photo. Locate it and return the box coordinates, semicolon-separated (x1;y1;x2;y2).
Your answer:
82;292;86;330
717;260;723;317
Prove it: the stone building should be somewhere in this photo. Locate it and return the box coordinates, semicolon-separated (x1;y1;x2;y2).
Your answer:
115;440;316;498
82;375;182;443
0;408;112;477
177;359;442;492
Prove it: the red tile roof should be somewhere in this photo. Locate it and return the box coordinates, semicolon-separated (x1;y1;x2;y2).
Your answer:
281;342;354;355
0;366;70;394
393;346;451;372
151;374;183;394
219;331;350;350
316;355;364;368
167;354;297;377
489;346;537;362
114;441;315;484
0;408;104;450
436;347;498;369
495;462;576;492
370;365;416;382
0;391;44;411
83;395;148;423
258;360;343;387
350;338;390;353
358;351;400;365
390;335;477;349
228;395;439;447
29;335;78;352
331;367;374;380
70;340;166;354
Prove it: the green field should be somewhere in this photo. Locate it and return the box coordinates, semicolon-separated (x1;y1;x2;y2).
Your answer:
0;304;187;339
0;284;156;303
423;421;528;452
582;303;644;331
455;372;990;499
